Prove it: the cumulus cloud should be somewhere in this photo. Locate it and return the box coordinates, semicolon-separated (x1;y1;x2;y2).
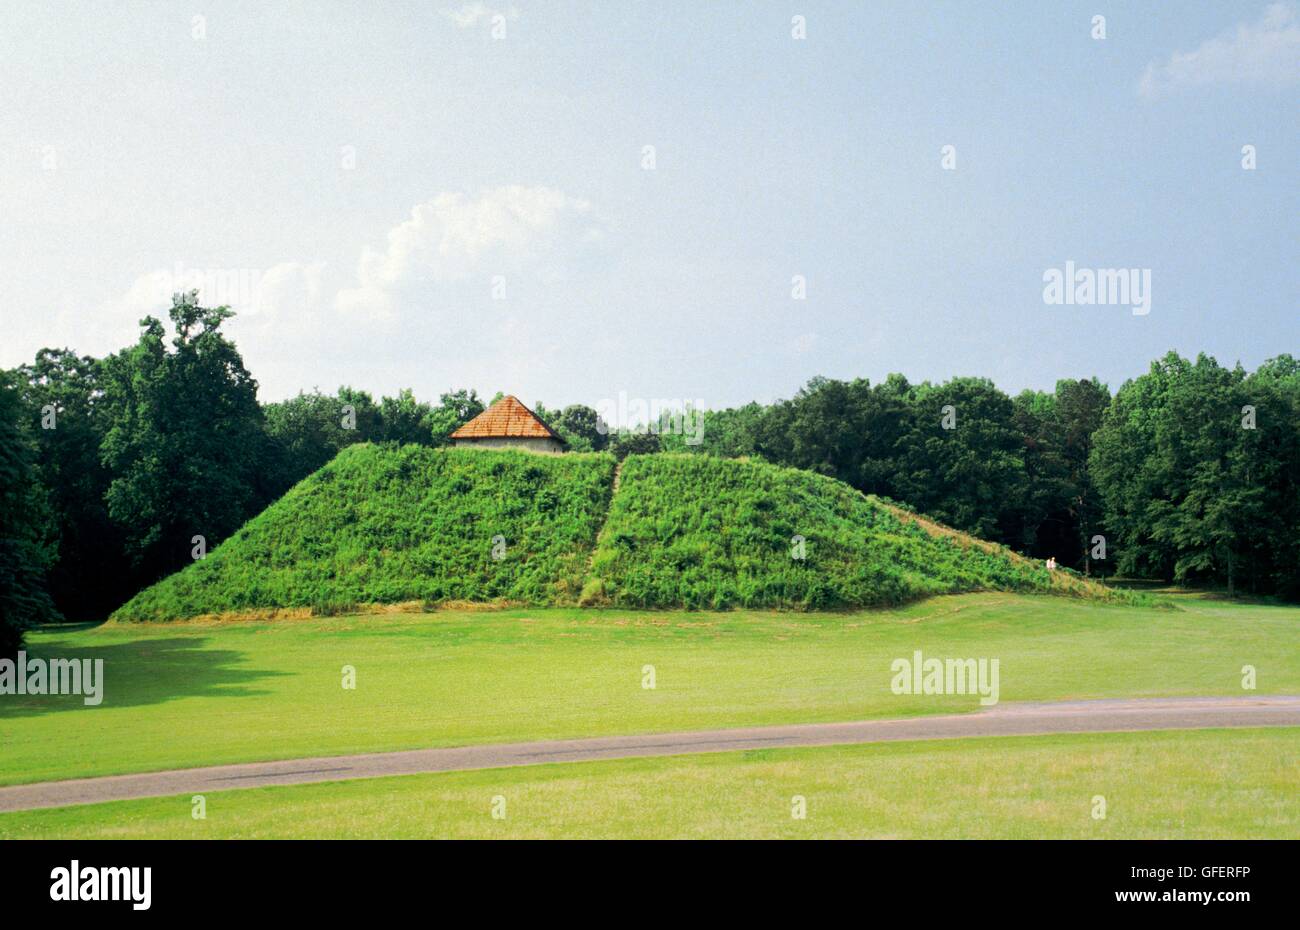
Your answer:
1138;3;1300;98
88;187;603;397
81;260;328;367
99;261;324;325
335;185;605;320
51;271;172;358
102;186;603;332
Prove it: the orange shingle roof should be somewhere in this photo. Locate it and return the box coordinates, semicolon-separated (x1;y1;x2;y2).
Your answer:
450;395;561;441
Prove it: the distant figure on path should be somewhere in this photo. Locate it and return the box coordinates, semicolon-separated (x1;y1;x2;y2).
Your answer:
1046;557;1057;571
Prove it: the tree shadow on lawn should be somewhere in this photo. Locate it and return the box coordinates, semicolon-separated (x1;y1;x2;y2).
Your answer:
0;635;288;719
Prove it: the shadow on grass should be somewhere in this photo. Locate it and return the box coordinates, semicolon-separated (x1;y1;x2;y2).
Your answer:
0;634;288;719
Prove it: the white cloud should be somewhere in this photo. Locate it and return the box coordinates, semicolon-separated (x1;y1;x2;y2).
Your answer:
1138;2;1300;98
50;271;172;358
87;187;604;398
98;261;324;324
229;262;328;332
225;263;338;398
441;4;518;29
82;261;330;367
101;186;603;332
335;185;604;320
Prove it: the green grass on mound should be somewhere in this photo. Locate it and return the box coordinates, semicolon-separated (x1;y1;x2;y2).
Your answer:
112;445;616;621
585;455;1069;609
113;447;1120;622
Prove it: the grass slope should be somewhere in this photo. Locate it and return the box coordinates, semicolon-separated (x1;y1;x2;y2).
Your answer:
114;447;1117;622
4;729;1295;839
585;454;1105;609
113;445;616;621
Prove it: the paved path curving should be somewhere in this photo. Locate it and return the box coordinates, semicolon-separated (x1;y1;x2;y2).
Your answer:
3;696;1297;813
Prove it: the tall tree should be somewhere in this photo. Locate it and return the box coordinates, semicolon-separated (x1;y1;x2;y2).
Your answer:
18;349;133;618
685;402;764;458
887;377;1027;541
99;292;269;580
263;386;380;497
552;404;608;452
1240;355;1300;598
1091;352;1280;594
0;369;60;654
1010;389;1072;558
427;389;485;445
748;376;908;492
377;388;436;445
1054;377;1110;573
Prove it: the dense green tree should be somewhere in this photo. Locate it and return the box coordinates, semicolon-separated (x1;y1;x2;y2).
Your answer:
552;404;608;452
1091;352;1294;595
686;402;763;458
1240;355;1300;598
264;387;380;497
746;377;909;493
338;387;382;431
885;378;1027;541
427;389;485;445
1055;377;1111;573
99;292;269;580
1010;389;1072;557
377;388;436;445
1092;355;1183;581
17;349;134;618
609;430;662;459
0;369;60;654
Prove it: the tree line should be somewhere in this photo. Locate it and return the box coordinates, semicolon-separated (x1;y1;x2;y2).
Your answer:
661;357;1299;604
2;293;1296;652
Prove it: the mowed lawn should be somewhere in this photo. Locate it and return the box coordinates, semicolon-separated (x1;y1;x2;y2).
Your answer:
3;729;1295;839
2;592;1297;786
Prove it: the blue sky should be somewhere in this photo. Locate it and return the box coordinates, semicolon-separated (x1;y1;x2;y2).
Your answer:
1;1;1295;407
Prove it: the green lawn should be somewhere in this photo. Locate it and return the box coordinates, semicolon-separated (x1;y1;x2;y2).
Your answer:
3;729;1295;839
3;592;1296;787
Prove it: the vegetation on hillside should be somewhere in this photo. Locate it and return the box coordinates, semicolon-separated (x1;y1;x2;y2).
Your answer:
7;296;492;629
583;455;1105;610
112;445;616;621
114;447;1124;621
6;289;1294;639
665;355;1300;599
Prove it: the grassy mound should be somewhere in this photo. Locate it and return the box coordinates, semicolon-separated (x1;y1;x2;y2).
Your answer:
115;447;1119;621
583;455;1110;609
112;445;616;620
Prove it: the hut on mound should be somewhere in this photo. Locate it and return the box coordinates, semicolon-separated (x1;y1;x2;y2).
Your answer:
449;395;566;453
